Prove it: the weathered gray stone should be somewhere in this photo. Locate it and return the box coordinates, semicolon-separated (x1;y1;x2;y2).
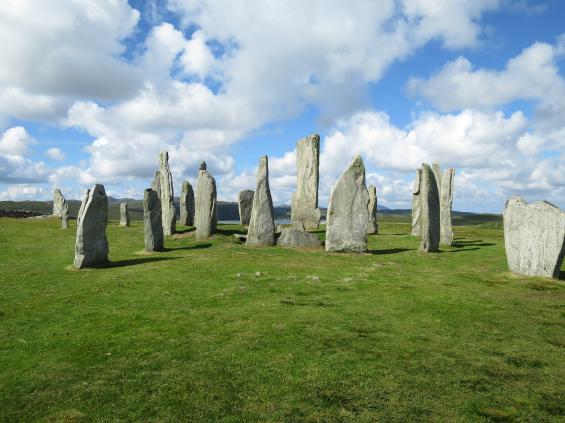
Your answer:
194;168;217;239
119;202;130;227
275;224;285;233
503;196;565;278
367;185;378;235
277;228;322;248
158;151;176;236
73;184;109;269
61;202;69;229
151;170;161;198
440;167;455;246
325;155;369;252
199;161;207;171
411;168;421;236
291;134;321;230
246;156;275;246
238;189;254;225
52;188;65;217
143;188;164;252
419;164;440;253
179;180;195;226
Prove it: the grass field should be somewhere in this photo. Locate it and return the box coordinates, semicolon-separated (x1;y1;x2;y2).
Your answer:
0;217;563;422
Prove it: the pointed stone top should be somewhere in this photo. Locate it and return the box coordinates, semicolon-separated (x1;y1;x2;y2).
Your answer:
199;161;207;171
159;150;169;165
368;184;376;194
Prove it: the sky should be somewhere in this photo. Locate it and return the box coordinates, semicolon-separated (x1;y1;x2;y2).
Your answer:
0;0;564;213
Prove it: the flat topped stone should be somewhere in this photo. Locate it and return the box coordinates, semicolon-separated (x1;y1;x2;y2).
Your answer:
246;156;275;246
277;228;322;248
195;169;217;239
52;188;65;217
291;134;321;230
73;184;109;269
143;188;164;252
238;189;254;225
504;196;565;278
419;163;440;253
180;180;195;226
325;154;369;252
119;202;130;227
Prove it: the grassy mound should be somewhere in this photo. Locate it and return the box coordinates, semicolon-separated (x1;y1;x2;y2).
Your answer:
0;217;563;421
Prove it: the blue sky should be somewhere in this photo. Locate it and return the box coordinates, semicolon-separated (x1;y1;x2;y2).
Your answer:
0;0;564;213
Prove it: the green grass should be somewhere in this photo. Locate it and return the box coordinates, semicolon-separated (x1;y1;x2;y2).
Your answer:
0;217;563;422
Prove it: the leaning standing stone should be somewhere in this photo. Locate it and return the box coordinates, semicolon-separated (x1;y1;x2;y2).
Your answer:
411;168;421;236
419;164;440;253
179;180;195;226
195;167;217;239
119;202;130;227
291;134;321;230
158;151;176;236
503;196;565;278
238;189;254;225
73;184;109;269
367;185;378;235
61;202;69;229
52;188;65;217
144;188;164;252
246;156;276;246
325;155;369;252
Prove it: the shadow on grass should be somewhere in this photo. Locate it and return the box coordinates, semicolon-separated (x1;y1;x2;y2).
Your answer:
217;228;245;236
451;239;496;248
165;243;212;251
442;247;481;253
369;248;412;255
96;256;181;269
559;271;565;281
175;227;195;234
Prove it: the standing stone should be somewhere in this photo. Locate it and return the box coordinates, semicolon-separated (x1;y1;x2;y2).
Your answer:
246;156;275;246
52;188;65;217
503;196;565;278
440;168;455;246
179;180;195;226
411;168;422;236
143;188;164;252
367;185;378;235
195;167;217;239
291;134;321;230
277;228;322;248
119;202;130;227
238;189;254;225
61;202;69;229
73;184;109;269
158;151;176;236
151;170;161;198
419;164;440;253
325;155;369;252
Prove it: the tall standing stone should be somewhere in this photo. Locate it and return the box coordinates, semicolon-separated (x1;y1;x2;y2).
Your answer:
151;170;161;198
367;185;378;235
238;189;254;225
52;188;65;217
411;168;422;236
440;168;455;246
158;151;176;236
119;202;130;227
503;196;565;278
195;167;217;239
73;184;109;269
419;164;440;253
325;155;369;252
61;202;69;229
143;188;164;252
179;180;195;226
291;134;321;230
246;156;275;246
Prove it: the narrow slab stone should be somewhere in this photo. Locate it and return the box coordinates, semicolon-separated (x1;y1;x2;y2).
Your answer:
238;189;254;225
119;202;130;227
143;188;164;252
151;170;161;198
195;168;217;239
325;155;369;252
277;228;322;248
158;151;176;236
180;180;195;226
419;163;440;253
73;184;109;269
246;156;275;246
52;188;65;217
61;202;69;229
503;196;565;278
367;184;378;235
440;168;455;246
291;134;321;230
411;168;421;236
